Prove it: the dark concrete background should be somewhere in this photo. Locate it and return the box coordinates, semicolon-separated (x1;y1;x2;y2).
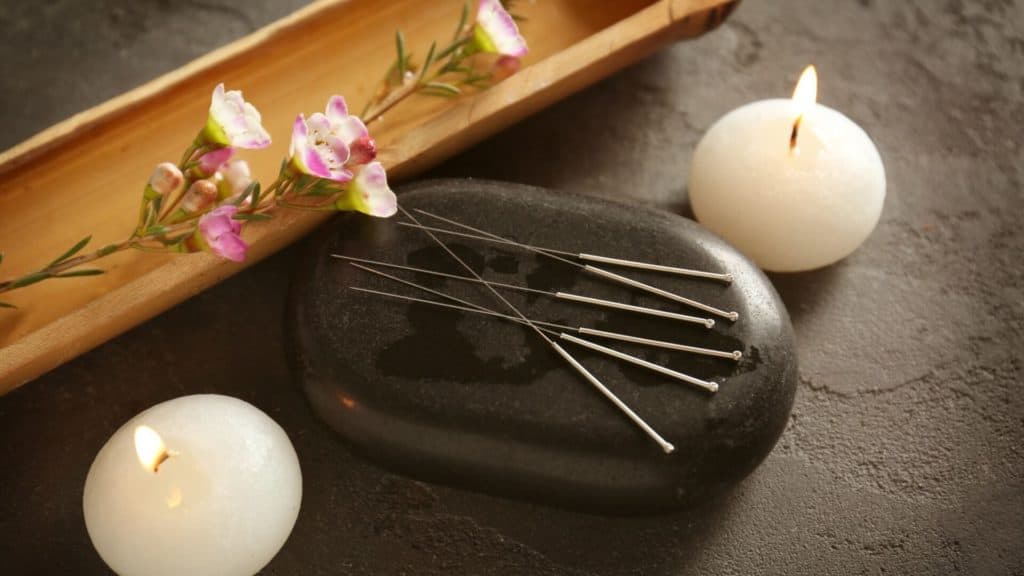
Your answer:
1;1;1022;574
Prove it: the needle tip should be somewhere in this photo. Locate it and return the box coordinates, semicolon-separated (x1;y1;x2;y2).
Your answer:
709;382;719;393
662;442;676;454
732;351;743;361
704;319;716;329
727;311;740;322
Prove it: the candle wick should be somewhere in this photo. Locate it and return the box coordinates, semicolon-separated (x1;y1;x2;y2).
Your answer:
789;114;803;152
152;450;170;473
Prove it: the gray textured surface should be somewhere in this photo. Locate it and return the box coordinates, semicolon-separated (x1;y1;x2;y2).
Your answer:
1;1;1022;574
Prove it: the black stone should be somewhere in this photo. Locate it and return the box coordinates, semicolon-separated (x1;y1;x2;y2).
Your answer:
287;179;797;514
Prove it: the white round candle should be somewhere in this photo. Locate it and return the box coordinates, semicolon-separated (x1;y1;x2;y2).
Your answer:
83;394;302;576
689;67;885;272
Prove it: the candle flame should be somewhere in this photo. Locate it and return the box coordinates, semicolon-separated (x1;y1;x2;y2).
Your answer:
134;425;169;473
792;65;818;109
790;65;818;151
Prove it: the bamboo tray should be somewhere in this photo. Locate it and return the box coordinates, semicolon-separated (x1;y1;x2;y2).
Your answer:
0;0;735;393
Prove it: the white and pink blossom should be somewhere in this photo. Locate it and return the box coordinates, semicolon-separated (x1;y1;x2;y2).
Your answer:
194;205;248;262
202;84;271;150
473;0;527;59
334;161;397;218
288;95;377;182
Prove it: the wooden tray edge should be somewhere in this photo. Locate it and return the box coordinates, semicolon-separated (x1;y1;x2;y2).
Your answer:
0;0;736;393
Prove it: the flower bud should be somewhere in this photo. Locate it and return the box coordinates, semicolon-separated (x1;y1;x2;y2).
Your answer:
348;136;377;166
180;179;219;213
216;160;252;201
148;162;184;196
493;55;521;81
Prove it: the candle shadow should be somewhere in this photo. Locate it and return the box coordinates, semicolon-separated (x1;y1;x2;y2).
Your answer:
675;186;697;219
767;264;845;327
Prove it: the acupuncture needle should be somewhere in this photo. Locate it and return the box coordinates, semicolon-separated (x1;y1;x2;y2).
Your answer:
404;210;739;322
330;254;715;328
347;263;741;362
393;222;733;284
348;286;719;394
396;206;677;454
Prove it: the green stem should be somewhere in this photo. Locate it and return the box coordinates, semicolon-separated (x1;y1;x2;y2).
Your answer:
0;240;132;295
179;142;201;168
362;78;423;126
362;35;472;125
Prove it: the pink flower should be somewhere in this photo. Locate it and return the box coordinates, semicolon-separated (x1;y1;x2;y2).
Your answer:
147;162;183;196
288;96;376;182
196;205;248;262
334;161;397;218
289;113;351;182
473;0;527;58
202;84;272;150
197;148;235;175
325;96;374;163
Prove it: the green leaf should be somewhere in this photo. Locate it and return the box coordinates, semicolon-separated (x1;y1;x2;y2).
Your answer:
422;82;462;96
453;1;469;41
251;181;263;206
148;196;164;227
9;272;51;289
293;174;313;191
395;30;408;78
48;235;91;267
436;37;469;62
97;244;120;257
419;41;437;82
235;181;260;206
55;269;105;278
305;179;341;197
0;301;15;309
232;213;273;221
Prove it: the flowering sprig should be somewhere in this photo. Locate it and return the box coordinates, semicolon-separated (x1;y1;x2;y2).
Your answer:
0;4;527;307
361;0;527;125
0;88;394;304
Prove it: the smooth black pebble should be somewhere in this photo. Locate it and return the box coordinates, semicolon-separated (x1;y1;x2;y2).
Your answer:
287;179;797;514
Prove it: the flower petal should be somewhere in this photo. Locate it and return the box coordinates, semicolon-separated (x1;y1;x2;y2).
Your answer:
218;160;252;200
198;148;234;175
341;162;397;217
289;114;307;159
197;205;248;262
335;116;368;146
198;205;238;239
211;232;248;262
205;84;271;149
475;0;528;58
326;95;349;123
